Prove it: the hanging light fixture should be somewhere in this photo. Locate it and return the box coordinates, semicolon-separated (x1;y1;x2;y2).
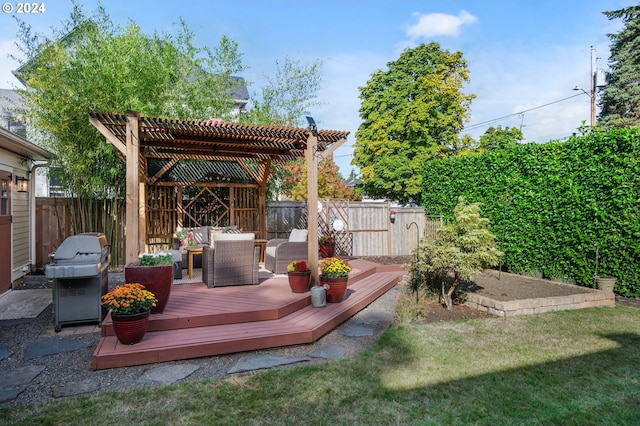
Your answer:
15;175;28;192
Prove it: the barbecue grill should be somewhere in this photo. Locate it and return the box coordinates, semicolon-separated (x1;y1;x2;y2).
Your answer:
45;232;110;332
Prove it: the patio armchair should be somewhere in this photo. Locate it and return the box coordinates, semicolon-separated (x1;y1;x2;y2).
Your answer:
202;233;260;288
264;229;308;274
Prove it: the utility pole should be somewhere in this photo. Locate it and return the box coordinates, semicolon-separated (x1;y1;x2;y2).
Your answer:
590;45;596;127
573;46;598;127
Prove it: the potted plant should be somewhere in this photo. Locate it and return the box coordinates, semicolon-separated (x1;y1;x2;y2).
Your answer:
319;234;335;258
593;246;616;293
595;275;617;292
287;260;311;293
319;257;352;303
101;283;157;345
124;252;174;314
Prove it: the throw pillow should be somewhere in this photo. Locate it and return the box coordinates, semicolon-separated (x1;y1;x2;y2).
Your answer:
288;228;308;242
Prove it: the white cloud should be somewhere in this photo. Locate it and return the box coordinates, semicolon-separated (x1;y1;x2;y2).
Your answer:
404;10;477;40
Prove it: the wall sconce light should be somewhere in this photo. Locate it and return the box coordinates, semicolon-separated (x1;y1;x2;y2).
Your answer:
389;209;396;224
15;175;28;193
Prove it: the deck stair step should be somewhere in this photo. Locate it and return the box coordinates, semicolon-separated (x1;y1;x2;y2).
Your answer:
92;262;404;370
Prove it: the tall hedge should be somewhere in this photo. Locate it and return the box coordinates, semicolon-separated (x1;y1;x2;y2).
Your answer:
419;128;640;297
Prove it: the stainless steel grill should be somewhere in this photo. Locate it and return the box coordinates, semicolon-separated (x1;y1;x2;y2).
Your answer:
45;233;110;332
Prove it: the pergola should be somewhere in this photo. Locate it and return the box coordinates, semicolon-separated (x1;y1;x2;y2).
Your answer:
88;109;349;283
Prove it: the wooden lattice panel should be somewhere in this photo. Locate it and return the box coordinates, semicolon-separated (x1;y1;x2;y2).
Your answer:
318;198;351;256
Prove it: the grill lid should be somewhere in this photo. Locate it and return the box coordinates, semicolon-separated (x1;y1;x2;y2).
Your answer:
50;232;108;262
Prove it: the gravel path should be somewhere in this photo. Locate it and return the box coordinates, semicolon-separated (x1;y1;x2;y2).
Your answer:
0;274;402;408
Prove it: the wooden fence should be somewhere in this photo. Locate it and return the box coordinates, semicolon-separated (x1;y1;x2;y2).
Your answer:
266;201;441;257
35;197;126;269
36;198;442;268
35;197;74;269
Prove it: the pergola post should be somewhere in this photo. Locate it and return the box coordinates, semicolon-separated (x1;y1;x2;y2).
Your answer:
306;131;319;286
125;111;141;265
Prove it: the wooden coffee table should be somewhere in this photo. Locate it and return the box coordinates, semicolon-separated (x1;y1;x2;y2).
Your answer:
184;246;204;279
254;239;267;263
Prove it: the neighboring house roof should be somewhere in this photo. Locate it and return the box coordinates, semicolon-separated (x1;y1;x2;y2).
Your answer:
0;89;26;138
229;76;249;110
0;126;52;161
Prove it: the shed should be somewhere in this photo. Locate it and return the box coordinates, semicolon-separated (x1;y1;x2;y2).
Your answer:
0;127;52;293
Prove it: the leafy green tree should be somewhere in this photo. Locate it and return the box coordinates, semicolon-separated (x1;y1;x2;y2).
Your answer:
12;3;244;202
352;42;475;203
280;158;361;201
239;56;325;201
408;197;503;310
599;4;640;128
478;125;523;152
243;57;323;127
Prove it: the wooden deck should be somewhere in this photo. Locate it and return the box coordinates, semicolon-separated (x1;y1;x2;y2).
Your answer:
92;259;405;370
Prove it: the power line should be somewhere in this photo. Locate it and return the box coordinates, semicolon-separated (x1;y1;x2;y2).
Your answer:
463;93;584;132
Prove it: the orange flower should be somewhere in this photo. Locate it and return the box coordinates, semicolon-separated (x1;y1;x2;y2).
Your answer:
101;283;157;315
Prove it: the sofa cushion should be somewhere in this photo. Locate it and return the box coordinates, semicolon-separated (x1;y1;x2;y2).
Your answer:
208;228;224;247
288;228;308;242
191;226;209;245
265;246;277;258
213;232;255;242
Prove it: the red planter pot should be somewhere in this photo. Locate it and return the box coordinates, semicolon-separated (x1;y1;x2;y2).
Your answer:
319;243;335;258
111;310;150;345
124;265;173;314
320;276;348;303
288;271;311;293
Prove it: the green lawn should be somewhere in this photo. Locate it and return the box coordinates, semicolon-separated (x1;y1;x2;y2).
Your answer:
3;306;640;425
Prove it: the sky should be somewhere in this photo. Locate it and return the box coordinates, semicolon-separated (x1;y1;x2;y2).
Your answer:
0;0;632;177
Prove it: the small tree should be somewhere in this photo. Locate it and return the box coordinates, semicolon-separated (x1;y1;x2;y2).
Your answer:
409;197;503;310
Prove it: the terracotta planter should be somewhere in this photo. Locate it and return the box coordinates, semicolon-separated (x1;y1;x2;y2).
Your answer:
319;242;335;258
288;271;311;293
111;310;150;345
124;264;173;314
320;275;348;303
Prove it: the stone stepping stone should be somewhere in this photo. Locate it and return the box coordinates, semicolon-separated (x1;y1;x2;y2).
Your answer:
0;365;45;403
228;355;306;374
52;379;100;398
24;337;90;360
339;324;374;337
308;344;346;360
138;364;200;385
0;347;13;361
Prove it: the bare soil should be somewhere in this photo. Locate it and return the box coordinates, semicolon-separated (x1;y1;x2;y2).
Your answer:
360;256;640;321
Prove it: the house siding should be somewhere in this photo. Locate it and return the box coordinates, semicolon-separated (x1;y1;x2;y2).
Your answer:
0;154;33;282
12;189;30;269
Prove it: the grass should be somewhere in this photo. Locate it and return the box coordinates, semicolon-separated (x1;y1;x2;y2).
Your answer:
2;306;640;425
